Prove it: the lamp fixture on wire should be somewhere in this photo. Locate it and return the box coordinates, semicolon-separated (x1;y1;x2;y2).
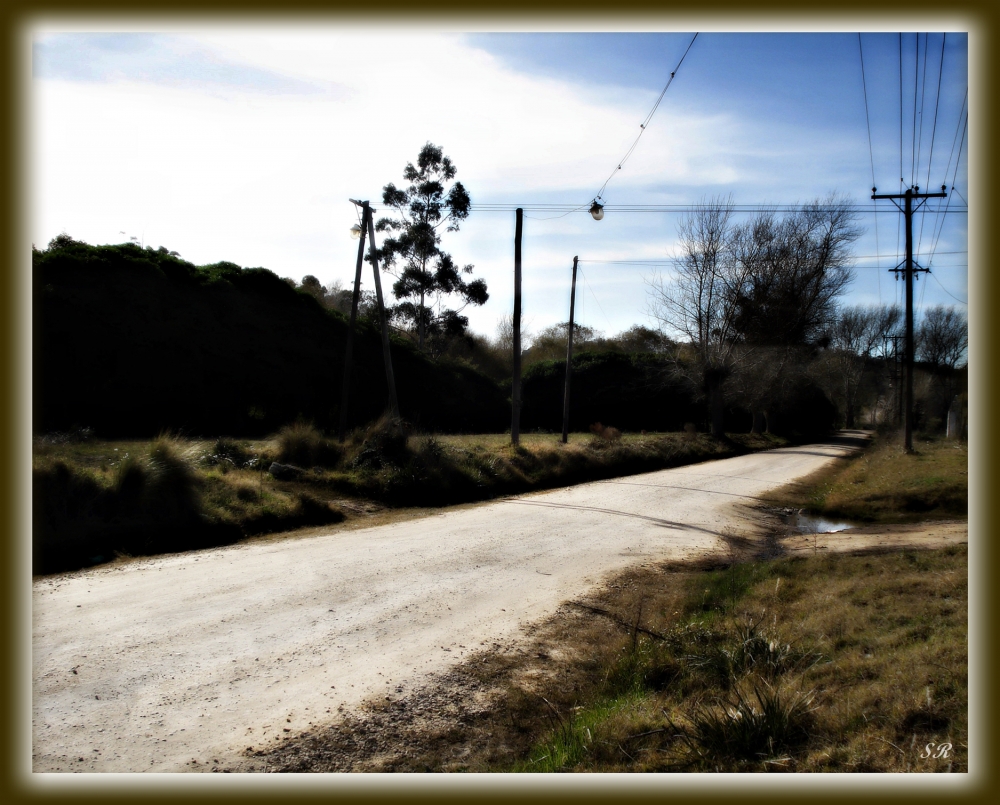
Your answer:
589;200;605;221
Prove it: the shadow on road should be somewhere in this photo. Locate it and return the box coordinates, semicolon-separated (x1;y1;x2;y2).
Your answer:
820;430;873;450
504;498;730;540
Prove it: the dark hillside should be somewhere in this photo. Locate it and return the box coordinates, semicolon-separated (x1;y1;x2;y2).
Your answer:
33;238;507;437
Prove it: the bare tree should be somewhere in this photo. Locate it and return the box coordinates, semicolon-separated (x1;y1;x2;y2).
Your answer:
648;195;861;436
915;305;968;431
647;197;742;435
826;304;902;427
729;197;860;346
917;305;968;370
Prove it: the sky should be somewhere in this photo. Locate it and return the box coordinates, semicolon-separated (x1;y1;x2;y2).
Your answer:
28;22;971;344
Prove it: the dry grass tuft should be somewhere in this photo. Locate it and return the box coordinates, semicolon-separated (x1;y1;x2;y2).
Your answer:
276;421;343;468
589;422;623;445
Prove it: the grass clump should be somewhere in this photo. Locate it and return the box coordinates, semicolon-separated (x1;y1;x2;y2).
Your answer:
348;414;410;470
144;435;202;519
203;437;259;471
588;422;623;446
668;678;816;765
276;422;343;468
33;437;213;573
33;434;344;575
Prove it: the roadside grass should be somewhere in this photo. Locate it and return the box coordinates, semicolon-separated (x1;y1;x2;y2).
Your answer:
501;544;966;772
32;424;787;575
760;430;967;523
32;433;344;575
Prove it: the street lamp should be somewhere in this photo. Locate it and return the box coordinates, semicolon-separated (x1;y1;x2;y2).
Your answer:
349;223;363;239
589;200;604;221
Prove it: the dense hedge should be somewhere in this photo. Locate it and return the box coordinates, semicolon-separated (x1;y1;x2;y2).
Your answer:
519;352;701;433
33;239;508;436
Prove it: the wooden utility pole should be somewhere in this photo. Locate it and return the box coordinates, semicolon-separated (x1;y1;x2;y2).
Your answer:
366;207;400;420
887;333;904;429
561;256;579;444
871;185;947;451
511;208;523;446
338;202;369;442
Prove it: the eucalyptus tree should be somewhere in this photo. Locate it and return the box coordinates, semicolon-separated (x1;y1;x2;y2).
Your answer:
375;143;488;352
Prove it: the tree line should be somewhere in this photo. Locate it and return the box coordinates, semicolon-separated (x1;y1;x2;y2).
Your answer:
643;196;966;436
35;138;966;440
288;189;966;438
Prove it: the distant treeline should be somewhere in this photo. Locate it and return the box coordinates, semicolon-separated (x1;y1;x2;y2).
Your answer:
34;237;840;439
520;352;835;437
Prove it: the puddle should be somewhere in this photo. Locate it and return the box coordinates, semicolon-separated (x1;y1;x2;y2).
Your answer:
779;511;856;534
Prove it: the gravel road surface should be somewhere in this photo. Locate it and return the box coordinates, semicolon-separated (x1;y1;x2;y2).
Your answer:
33;437;863;772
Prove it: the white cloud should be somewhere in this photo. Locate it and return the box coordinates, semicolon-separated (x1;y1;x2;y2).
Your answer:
29;27;968;337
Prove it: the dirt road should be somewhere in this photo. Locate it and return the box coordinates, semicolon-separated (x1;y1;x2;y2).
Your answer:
34;436;873;772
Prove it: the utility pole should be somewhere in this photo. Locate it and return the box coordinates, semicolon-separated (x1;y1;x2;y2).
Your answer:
365;205;400;420
339;199;399;442
871;185;946;452
338;201;369;442
511;208;523;446
885;333;904;430
561;256;579;444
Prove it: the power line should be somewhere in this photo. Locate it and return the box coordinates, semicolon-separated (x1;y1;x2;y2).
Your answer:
941;89;969;188
910;32;919;187
469;203;967;215
927;269;968;305
924;33;948;193
914;33;931;196
857;33;882;305
580;266;613;329
858;34;878;189
917;33;949;255
928;108;969;269
898;33;904;187
581;250;965;263
593;33;699;203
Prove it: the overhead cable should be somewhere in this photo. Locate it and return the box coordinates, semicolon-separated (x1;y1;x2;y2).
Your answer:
858;33;882;303
592;33;699;203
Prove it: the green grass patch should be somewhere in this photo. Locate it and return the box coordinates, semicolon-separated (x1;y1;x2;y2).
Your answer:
762;430;967;523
